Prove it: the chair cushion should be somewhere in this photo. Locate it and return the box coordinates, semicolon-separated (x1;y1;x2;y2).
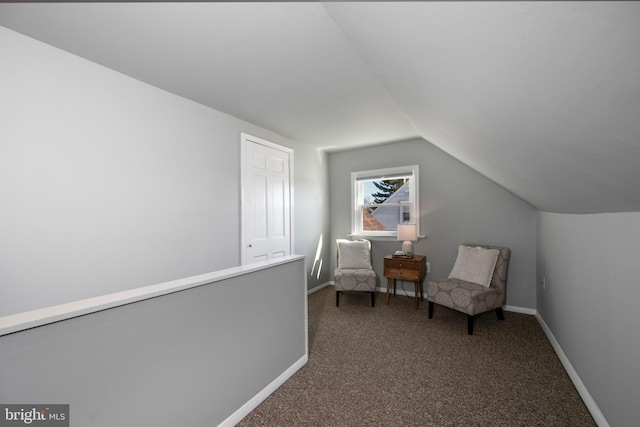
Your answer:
427;279;502;316
335;268;377;292
337;239;372;269
448;245;499;287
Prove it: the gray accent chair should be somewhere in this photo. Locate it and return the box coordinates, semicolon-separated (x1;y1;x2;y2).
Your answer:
427;244;511;335
335;239;377;307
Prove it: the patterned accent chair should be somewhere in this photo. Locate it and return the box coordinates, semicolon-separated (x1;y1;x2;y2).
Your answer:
334;239;377;307
427;244;511;335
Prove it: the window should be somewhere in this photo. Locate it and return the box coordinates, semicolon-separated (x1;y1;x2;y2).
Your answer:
351;165;419;238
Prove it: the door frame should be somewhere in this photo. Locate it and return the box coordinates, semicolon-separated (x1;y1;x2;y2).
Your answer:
240;132;294;265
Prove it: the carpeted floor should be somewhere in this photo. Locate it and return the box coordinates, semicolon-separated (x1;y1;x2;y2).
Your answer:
237;286;596;426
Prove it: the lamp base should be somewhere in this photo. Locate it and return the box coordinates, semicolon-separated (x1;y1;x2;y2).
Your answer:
401;241;414;254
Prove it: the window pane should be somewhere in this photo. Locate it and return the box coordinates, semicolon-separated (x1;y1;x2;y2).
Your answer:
362;178;410;205
402;205;411;223
361;207;388;231
361;205;409;232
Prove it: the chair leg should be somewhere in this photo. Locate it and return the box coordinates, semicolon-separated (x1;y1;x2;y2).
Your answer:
370;292;375;307
336;291;340;307
496;307;505;320
428;301;434;319
467;315;474;335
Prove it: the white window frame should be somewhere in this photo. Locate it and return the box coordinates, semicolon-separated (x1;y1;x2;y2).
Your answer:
350;165;420;239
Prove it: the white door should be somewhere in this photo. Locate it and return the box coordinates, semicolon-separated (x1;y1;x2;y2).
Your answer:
241;133;293;264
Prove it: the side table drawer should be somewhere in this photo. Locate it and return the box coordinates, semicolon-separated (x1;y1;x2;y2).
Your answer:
384;258;421;281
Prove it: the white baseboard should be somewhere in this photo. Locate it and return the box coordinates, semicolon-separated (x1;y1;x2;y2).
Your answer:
504;305;536;315
308;281;332;295
375;284;418;297
535;313;609;427
326;282;422;298
219;354;308;427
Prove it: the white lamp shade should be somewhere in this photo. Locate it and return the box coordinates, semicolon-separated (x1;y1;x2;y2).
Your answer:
397;224;417;242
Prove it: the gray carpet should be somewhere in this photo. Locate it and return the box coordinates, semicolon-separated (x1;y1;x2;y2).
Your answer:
237;286;596;426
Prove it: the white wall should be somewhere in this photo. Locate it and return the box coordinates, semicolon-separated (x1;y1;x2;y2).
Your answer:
538;211;640;427
329;138;538;309
0;26;330;316
292;147;330;286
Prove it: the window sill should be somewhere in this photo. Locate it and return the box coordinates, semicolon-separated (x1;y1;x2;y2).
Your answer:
348;234;426;242
348;234;397;242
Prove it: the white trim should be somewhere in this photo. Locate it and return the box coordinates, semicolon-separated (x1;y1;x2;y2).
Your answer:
351;165;420;237
308;281;332;295
328;285;542;316
240;133;295;265
504;305;536;315
0;255;305;337
218;354;308;427
329;282;423;299
348;234;397;241
377;284;416;298
352;165;417;181
535;313;609;427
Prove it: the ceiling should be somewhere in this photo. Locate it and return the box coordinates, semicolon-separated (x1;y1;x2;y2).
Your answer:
1;2;639;214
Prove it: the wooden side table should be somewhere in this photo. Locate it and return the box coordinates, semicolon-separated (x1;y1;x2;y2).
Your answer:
383;255;427;309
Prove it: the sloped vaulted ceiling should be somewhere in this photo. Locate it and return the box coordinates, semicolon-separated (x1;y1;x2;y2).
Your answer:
1;2;639;214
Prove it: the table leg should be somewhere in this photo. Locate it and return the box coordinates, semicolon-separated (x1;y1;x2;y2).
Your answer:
414;281;419;309
386;278;392;304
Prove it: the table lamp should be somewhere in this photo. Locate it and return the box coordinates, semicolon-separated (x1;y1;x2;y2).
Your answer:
397;223;418;254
